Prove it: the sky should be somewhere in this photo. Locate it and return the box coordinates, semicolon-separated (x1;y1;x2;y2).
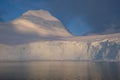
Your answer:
0;0;120;36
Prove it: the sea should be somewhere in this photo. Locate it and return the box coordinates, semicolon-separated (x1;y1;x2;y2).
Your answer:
0;61;119;80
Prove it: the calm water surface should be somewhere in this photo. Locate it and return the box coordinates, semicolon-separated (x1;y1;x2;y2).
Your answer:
0;61;120;80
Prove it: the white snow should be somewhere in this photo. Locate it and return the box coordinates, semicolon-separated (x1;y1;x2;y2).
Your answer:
0;10;120;61
0;40;119;61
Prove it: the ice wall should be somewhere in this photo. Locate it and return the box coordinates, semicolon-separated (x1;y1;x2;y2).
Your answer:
0;39;120;61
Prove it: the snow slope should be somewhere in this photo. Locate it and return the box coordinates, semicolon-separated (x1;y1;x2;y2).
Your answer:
0;10;71;44
0;10;120;61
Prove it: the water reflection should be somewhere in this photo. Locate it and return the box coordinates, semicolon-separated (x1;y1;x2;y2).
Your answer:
0;61;119;80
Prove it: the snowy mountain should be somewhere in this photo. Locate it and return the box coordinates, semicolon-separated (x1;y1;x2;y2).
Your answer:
0;10;71;44
0;10;120;61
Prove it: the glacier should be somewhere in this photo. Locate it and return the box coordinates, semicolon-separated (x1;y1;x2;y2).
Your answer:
0;10;120;61
0;39;120;61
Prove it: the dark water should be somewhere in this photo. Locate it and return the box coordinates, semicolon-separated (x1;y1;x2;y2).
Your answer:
0;61;120;80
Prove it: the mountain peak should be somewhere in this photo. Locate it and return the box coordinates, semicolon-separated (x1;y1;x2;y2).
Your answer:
11;10;71;37
22;10;59;21
0;10;72;44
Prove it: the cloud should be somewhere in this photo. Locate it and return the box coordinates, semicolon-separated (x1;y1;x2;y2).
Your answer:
101;22;120;34
43;0;120;35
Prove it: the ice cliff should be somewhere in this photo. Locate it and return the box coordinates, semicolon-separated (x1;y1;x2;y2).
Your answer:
0;10;120;61
0;38;120;61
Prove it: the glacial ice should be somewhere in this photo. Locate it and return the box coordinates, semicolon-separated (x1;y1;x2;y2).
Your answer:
0;10;120;61
0;39;119;61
